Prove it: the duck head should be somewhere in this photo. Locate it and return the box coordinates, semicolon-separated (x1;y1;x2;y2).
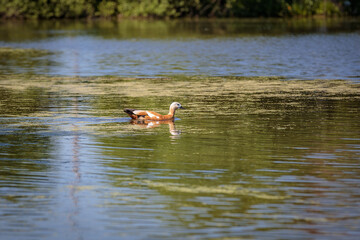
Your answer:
170;102;184;110
168;102;184;116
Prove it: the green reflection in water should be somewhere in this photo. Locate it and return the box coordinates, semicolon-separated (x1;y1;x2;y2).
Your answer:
0;18;359;42
0;86;54;213
0;47;59;74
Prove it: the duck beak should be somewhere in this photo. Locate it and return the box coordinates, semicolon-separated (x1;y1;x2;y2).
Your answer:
179;106;185;109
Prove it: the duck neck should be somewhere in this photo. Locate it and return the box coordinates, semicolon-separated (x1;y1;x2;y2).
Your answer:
168;106;176;117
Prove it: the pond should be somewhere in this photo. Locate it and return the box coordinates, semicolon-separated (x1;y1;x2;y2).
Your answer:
0;19;360;240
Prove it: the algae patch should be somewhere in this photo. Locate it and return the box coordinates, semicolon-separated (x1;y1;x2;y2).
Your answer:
143;180;288;200
0;47;55;57
0;75;359;99
0;47;58;75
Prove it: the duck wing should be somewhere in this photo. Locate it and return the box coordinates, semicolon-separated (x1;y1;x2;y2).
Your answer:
124;109;162;120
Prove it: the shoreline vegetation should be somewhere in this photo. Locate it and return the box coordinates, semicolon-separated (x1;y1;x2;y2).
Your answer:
0;0;359;20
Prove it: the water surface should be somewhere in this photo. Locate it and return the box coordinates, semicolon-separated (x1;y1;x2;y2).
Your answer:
1;18;360;239
0;76;360;239
0;18;359;79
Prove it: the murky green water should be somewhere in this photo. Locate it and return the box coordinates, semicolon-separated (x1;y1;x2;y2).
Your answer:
1;19;360;239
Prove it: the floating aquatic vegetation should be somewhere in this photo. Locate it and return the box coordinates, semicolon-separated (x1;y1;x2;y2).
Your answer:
0;74;359;99
142;180;289;200
0;47;54;57
0;47;59;75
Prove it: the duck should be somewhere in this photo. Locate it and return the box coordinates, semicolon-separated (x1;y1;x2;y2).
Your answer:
124;102;184;121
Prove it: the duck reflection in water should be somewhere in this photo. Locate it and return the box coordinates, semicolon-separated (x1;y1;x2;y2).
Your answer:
130;119;181;136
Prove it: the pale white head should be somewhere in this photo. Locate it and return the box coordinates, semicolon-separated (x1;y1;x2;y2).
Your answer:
168;102;184;115
170;102;184;110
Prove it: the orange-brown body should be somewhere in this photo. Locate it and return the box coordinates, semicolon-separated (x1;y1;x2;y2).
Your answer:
124;102;184;121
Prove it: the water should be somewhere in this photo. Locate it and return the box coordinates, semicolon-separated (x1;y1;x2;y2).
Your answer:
1;19;360;239
0;19;359;79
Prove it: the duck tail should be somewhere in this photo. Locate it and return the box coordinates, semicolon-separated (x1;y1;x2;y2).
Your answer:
124;108;135;115
124;109;138;119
